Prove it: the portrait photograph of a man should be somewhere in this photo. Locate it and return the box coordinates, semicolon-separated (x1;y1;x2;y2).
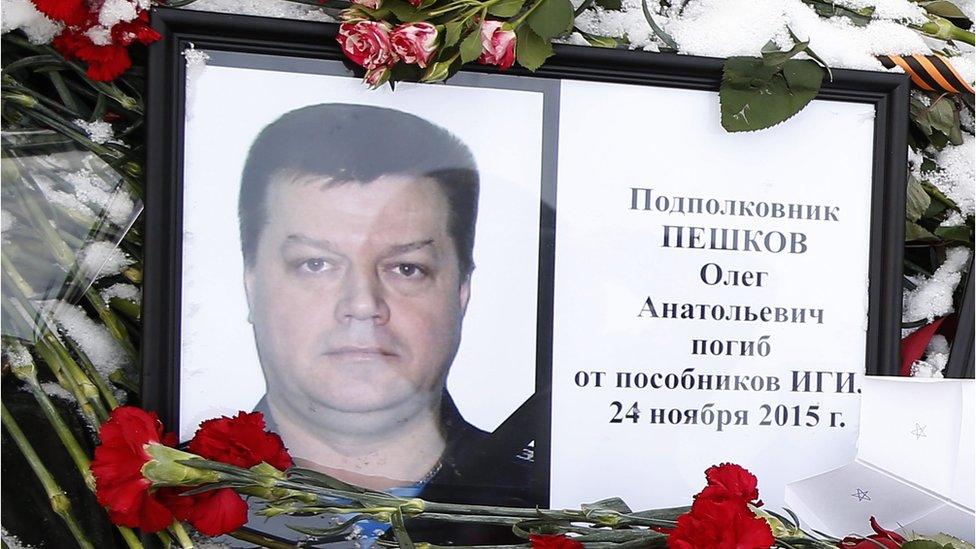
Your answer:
178;53;553;520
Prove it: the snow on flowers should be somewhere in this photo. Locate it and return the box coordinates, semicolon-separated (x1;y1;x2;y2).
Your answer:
24;0;161;81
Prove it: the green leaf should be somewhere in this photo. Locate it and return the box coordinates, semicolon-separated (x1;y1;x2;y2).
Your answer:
578;30;628;47
720;57;824;132
515;25;554;71
902;542;952;549
761;38;809;67
443;21;465;48
459;28;484;63
800;0;874;26
489;0;526;17
915;534;975;549
386;0;429;22
906;221;937;241
527;0;575;40
928;97;957;134
921;0;969;21
595;0;622;10
906;175;932;221
934;224;973;243
582;497;633;514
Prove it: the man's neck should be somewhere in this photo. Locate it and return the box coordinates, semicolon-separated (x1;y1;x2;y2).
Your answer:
266;395;447;490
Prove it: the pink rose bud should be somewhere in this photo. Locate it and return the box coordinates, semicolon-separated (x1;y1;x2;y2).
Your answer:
337;21;398;70
407;0;423;6
390;23;439;68
364;66;392;88
351;0;382;9
477;20;516;70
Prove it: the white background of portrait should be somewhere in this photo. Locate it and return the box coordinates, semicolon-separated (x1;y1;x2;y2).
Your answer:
550;80;875;513
180;58;543;440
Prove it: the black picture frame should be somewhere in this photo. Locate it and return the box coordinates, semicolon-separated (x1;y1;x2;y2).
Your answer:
143;5;910;527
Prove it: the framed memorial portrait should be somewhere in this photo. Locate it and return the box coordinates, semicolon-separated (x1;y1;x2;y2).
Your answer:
144;7;909;543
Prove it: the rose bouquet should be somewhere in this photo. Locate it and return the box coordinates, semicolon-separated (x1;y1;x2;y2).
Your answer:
331;0;580;88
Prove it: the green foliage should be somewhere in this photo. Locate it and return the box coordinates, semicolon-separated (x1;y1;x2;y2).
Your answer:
515;25;554;70
527;0;575;40
720;33;829;132
488;0;526;17
800;0;874;26
459;27;485;63
906;175;932;222
910;93;964;150
386;0;429;21
594;0;622;11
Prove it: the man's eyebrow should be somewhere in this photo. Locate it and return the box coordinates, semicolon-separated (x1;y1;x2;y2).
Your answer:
386;239;435;255
282;234;336;250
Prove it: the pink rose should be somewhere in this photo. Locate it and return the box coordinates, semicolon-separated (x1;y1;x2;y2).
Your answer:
364;66;392;88
407;0;423;6
351;0;382;9
337;21;398;70
477;20;516;70
390;23;439;68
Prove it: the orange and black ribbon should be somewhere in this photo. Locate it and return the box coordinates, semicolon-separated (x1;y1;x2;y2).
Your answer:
877;53;975;95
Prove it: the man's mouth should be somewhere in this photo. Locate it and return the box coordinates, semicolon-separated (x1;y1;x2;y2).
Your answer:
324;346;398;360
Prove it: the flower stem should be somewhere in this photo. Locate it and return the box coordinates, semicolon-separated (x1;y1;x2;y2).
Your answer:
169;521;195;549
1;403;96;549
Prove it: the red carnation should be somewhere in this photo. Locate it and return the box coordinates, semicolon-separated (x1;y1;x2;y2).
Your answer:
840;517;906;549
159;487;249;537
668;498;774;549
698;463;761;506
31;0;88;25
111;11;161;46
52;27;133;82
188;411;292;470
530;534;584;549
90;407;178;533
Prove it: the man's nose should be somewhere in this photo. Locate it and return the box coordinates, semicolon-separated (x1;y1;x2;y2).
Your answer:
334;267;390;323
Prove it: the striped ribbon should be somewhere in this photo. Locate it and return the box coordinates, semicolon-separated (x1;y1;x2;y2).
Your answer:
877;53;975;95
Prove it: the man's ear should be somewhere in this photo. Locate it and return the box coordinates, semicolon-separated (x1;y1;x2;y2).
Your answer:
459;273;471;315
243;264;256;324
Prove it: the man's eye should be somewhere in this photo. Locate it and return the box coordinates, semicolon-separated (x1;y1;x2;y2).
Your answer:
392;263;426;278
299;258;331;273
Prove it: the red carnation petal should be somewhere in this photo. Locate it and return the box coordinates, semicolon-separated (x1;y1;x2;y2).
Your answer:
185;488;249;537
31;0;88;25
91;407;178;533
530;534;584;549
81;45;132;82
188;411;293;470
869;517;907;544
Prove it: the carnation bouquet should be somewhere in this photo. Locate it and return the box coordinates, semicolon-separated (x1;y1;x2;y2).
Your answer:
78;406;974;549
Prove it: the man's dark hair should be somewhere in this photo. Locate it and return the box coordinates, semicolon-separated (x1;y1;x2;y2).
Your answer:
239;103;480;275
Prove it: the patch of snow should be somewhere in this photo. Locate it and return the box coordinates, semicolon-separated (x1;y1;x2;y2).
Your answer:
1;209;15;233
73;119;115;144
40;381;77;403
574;0;660;50
183;46;211;121
47;301;132;379
63;169;135;227
0;0;62;44
77;240;135;280
98;0;139;28
100;283;141;305
903;247;971;323
834;0;927;23
183;0;336;22
925;133;975;217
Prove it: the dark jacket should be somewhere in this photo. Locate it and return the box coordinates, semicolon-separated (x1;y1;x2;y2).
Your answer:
237;393;535;546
